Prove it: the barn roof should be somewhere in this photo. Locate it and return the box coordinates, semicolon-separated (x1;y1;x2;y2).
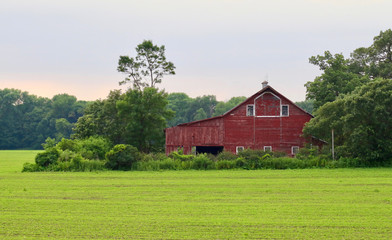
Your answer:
175;85;313;127
222;85;314;118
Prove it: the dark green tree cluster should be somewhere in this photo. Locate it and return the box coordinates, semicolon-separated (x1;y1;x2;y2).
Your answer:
74;88;173;153
304;78;392;164
306;29;392;110
0;89;87;149
304;29;392;164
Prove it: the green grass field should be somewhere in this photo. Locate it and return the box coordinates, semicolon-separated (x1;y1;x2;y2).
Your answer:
0;151;391;239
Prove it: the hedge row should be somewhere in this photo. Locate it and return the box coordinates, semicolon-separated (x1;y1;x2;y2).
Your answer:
23;139;387;172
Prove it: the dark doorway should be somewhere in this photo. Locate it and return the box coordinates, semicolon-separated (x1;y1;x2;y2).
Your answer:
196;146;224;155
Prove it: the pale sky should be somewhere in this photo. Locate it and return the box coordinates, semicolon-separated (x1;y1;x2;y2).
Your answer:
1;0;391;102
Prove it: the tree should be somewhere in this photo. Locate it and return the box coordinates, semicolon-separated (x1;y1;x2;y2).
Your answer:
213;96;246;116
304;78;392;164
167;92;192;126
305;51;369;110
55;118;73;140
73;90;125;144
117;40;176;89
185;95;218;121
0;89;88;149
295;99;314;114
306;29;392;110
351;29;392;79
193;108;207;121
116;87;174;152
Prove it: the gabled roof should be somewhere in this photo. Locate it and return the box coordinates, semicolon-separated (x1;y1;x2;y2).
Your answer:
222;85;313;118
174;85;313;127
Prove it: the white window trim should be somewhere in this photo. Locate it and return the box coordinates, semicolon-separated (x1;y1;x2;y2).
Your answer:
292;146;299;155
236;146;244;154
246;104;254;116
281;105;289;117
264;146;272;152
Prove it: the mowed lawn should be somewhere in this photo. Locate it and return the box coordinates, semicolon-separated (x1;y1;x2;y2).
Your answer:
0;151;391;239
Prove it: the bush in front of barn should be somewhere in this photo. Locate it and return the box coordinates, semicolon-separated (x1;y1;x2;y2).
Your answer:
105;144;141;170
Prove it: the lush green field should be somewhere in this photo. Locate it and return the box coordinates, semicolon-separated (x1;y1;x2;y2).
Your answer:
1;151;391;239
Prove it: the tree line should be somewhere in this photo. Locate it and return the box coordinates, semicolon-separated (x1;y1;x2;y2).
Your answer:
0;88;265;150
0;89;87;149
304;29;392;164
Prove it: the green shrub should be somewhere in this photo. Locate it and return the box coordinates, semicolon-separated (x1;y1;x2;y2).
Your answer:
78;136;111;160
22;163;42;172
105;144;141;170
216;160;237;169
42;137;57;150
77;159;106;171
135;160;161;171
270;151;287;158
50;157;106;172
141;152;168;162
216;151;237;161
235;157;247;168
238;149;264;169
158;158;181;170
190;154;215;170
169;151;194;161
56;138;80;152
35;148;60;167
58;149;78;162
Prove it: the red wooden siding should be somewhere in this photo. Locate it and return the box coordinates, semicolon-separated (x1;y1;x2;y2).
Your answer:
165;85;315;156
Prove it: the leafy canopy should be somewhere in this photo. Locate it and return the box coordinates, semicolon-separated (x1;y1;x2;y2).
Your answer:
306;29;392;110
304;78;392;164
117;40;176;89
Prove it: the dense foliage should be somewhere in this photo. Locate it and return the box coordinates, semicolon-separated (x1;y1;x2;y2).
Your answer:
306;29;392;110
74;88;173;153
304;78;392;164
23;137;111;172
24;144;386;172
0;89;87;149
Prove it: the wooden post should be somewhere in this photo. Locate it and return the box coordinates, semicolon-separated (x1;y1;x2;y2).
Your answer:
331;129;335;160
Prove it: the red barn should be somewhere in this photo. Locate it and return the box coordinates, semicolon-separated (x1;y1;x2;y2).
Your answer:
165;83;320;156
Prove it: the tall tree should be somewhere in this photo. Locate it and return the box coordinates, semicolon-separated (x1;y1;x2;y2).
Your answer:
305;51;369;110
306;29;392;110
351;29;392;79
304;78;392;164
117;87;174;152
117;40;176;89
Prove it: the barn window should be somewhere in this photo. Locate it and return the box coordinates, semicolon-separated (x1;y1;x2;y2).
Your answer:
292;146;299;155
246;105;254;116
281;105;289;116
264;146;272;152
236;146;244;154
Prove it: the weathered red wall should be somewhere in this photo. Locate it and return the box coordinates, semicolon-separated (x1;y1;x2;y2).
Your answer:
166;87;313;156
